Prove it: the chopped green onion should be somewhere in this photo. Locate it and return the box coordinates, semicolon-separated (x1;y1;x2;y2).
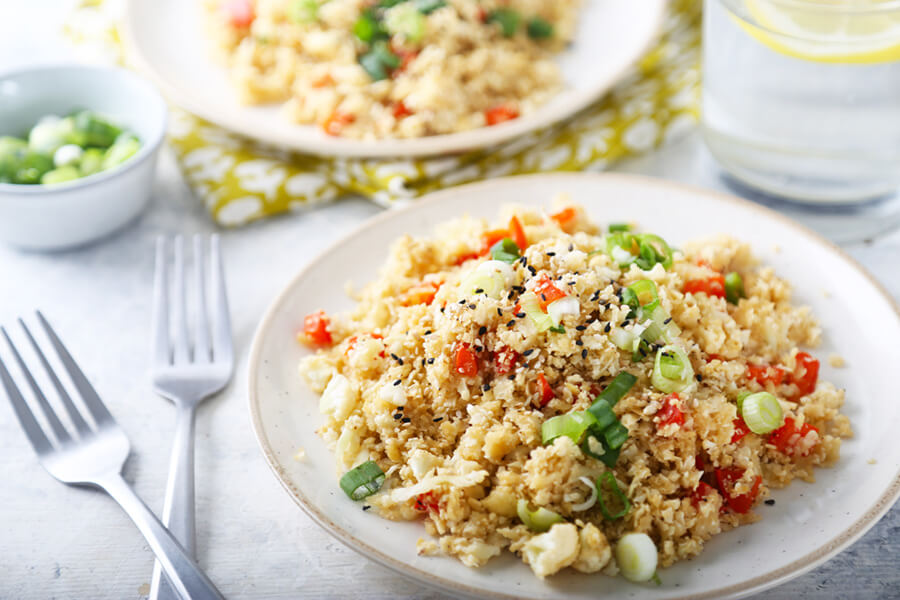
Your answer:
486;8;520;37
736;390;751;413
624;280;660;314
79;148;104;176
414;0;446;14
634;234;674;271
581;434;621;467
596;472;631;520
526;16;553;39
609;223;631;233
460;259;513;299
740;391;783;434
339;460;385;500
489;237;520;263
651;345;694;393
72;110;122;148
102;135;140;169
549;324;565;334
592;372;637;408
353;10;385;43
586;398;616;430
359;40;401;81
725;272;746;305
385;3;426;42
288;0;319;23
376;0;406;7
603;422;629;450
541;411;597;445
40;165;80;185
519;291;554;332
615;533;658;583
517;499;564;532
546;296;580;326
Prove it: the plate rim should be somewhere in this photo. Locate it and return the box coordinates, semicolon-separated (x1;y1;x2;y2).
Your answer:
120;1;667;159
246;172;900;599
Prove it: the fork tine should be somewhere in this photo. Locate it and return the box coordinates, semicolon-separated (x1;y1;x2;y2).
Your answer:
1;327;70;444
0;343;53;455
171;236;191;364
152;237;171;366
19;318;93;436
35;311;114;427
193;234;211;364
210;234;233;365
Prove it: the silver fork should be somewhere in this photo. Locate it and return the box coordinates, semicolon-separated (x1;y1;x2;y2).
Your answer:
150;235;234;600
0;313;224;600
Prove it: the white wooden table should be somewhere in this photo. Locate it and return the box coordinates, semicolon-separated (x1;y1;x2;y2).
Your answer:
1;5;898;599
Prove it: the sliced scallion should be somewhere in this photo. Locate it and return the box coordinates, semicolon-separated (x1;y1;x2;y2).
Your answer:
520;291;554;332
609;223;631;233
651;345;694;393
385;3;426;42
415;0;446;13
549;324;565;334
724;272;745;305
359;40;400;80
740;391;783;434
541;410;597;445
582;434;621;467
339;460;385;500
526;16;553;39
634;234;674;271
603;422;629;450
586;398;616;430
288;0;319;23
615;533;658;583
596;471;631;520
517;499;564;532
486;8;520;37
592;372;637;408
353;10;385;42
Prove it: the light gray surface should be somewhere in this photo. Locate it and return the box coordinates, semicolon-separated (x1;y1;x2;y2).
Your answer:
1;4;899;600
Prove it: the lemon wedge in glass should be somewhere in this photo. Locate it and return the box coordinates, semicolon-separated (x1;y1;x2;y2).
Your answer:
737;0;900;64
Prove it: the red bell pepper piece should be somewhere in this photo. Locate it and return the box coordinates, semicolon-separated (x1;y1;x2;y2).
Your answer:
455;343;478;377
715;467;762;514
533;274;567;310
485;104;519;126
300;310;332;346
683;275;726;299
494;347;519;375
731;417;751;443
769;417;819;456
537;372;555;406
508;215;528;250
791;352;819;397
657;393;684;429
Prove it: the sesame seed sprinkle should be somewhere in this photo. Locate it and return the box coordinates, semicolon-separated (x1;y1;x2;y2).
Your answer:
433;417;443;422
427;358;435;364
393;379;401;386
393;414;402;420
468;303;476;309
458;299;466;305
478;326;487;335
516;312;526;318
604;323;612;332
576;325;586;331
507;374;516;380
401;417;411;423
546;252;556;256
474;288;484;294
482;383;491;392
506;320;516;327
523;349;534;356
581;349;588;359
576;340;583;346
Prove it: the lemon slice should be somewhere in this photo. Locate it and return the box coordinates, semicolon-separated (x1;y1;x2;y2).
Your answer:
738;0;900;64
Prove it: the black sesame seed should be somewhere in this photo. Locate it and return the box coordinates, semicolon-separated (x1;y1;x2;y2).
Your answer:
581;349;588;359
576;340;583;346
468;303;477;309
664;317;672;324
497;308;503;316
516;312;526;318
478;326;487;335
396;405;404;411
696;374;704;382
528;266;537;276
639;347;647;357
546;252;556;257
482;383;491;392
540;293;547;301
576;325;587;331
508;374;516;380
401;417;412;423
474;288;484;294
433;417;443;422
421;359;426;367
764;499;776;506
567;281;576;286
459;299;467;305
393;414;402;420
507;320;516;327
604;323;612;333
362;505;371;511
523;349;534;356
568;244;574;252
393;379;401;386
427;357;435;364
440;307;446;313
425;330;432;335
474;345;483;353
622;320;631;327
390;353;400;361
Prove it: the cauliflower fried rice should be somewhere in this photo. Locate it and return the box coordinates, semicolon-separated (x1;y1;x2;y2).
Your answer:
204;0;578;139
298;201;852;580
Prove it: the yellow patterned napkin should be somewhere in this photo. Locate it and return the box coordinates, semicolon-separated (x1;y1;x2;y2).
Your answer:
67;0;700;226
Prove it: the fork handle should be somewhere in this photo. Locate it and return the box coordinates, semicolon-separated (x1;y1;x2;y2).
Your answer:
151;403;197;600
99;473;224;600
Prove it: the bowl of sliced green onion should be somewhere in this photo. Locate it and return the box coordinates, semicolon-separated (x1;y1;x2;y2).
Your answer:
0;65;166;250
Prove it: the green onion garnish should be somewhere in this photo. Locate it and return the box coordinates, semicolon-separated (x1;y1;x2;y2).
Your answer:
736;390;751;413
489;237;520;263
591;372;637;408
651;345;694;393
624;279;660;314
359;40;401;81
339;460;385;500
376;0;406;7
596;472;631;520
353;10;386;43
519;291;554;332
724;272;746;305
384;3;426;42
586;398;616;430
549;324;565;334
517;499;564;532
603;422;629;450
288;0;319;23
526;16;553;39
604;232;674;271
486;8;520;37
740;391;783;434
415;0;446;13
541;411;597;445
609;223;631;233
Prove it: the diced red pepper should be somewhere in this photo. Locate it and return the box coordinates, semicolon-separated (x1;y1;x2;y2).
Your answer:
747;363;787;386
533;274;567;310
494;347;519;375
549;207;578;232
485;104;519;126
392;100;414;119
657;393;684;429
300;310;332;346
480;229;510;255
323;110;355;136
413;490;440;513
731;417;751;444
311;73;334;88
706;353;724;363
508;215;528;250
690;481;717;508
715;467;762;514
537;372;555;406
684;275;726;298
454;252;480;265
455;343;478;377
225;0;254;27
401;280;441;306
791;352;819;398
769;417;819;456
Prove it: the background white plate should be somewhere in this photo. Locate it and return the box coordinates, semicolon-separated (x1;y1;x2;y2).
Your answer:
122;0;666;158
248;174;900;599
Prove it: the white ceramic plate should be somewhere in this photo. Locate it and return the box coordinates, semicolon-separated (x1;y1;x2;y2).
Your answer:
122;0;666;158
248;174;900;599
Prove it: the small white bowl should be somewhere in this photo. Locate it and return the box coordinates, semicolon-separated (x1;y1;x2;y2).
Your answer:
0;65;167;251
